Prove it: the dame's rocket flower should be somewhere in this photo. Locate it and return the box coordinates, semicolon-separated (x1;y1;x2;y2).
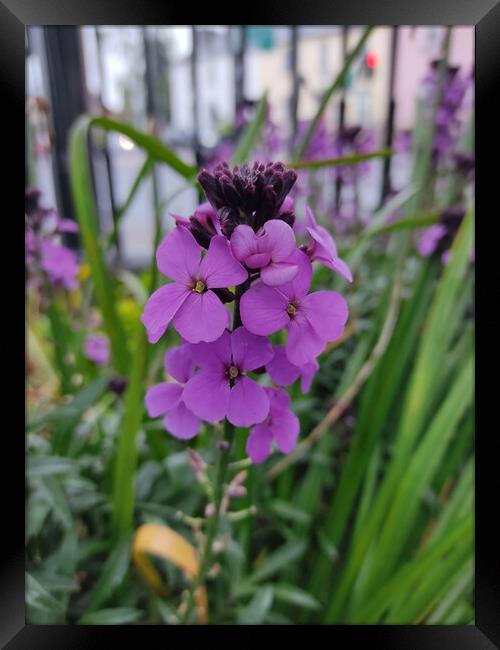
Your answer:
141;227;248;344
84;334;110;366
231;218;299;286
266;345;319;394
246;387;300;464
183;327;273;428
240;250;348;366
145;343;201;440
304;207;353;282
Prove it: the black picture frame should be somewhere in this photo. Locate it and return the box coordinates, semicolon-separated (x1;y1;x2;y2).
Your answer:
7;0;499;646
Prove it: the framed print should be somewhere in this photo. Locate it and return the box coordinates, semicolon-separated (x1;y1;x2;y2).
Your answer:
2;0;498;646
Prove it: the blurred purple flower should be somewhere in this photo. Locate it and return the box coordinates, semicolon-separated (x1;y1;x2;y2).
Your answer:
266;345;319;394
304;206;352;282
40;240;79;290
84;334;110;366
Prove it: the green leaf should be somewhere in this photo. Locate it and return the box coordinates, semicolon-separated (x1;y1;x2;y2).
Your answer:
267;499;311;526
271;583;321;611
247;540;307;585
79;607;142;625
291;149;391;170
231;93;268;166
27;456;79;479
83;534;132;613
237;587;274;624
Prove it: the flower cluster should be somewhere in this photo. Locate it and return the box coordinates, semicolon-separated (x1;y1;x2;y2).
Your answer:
421;60;471;162
417;206;471;265
25;188;80;291
142;162;350;463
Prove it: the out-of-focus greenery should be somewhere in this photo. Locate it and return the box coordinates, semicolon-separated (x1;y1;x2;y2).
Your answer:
26;28;474;625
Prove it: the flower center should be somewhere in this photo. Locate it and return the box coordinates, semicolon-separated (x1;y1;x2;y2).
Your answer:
287;303;297;316
228;365;239;379
193;279;206;293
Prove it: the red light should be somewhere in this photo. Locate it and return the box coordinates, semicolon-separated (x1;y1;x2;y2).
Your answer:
366;52;379;69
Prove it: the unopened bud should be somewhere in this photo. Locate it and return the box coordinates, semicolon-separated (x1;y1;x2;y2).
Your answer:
204;503;216;518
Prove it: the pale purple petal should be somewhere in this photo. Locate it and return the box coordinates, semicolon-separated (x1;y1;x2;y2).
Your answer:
286;313;326;366
266;346;301;386
189;329;232;371
156;226;201;284
57;218;79;233
141;282;190;344
418;224;446;257
271;407;300;454
260;260;299;287
145;382;183;417
183;371;230;422
266;386;292;411
300;360;320;394
246;251;271;268
262;219;297;262
301;291;348;343
164;402;201;440
164;344;195;384
231;225;258;262
279;196;294;215
173;290;230;343
240;284;289;336
227;376;270;427
246;424;273;464
199;235;248;288
277;249;313;300
230;326;273;372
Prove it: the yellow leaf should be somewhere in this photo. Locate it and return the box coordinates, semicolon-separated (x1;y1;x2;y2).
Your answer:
133;523;208;623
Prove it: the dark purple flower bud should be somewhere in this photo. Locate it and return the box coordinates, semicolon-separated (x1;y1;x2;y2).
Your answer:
25;187;42;217
453;152;475;179
109;376;128;396
197;161;298;236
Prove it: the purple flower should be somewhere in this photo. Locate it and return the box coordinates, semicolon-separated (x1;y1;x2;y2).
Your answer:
145;343;201;439
231;219;299;286
240;250;348;366
246;387;300;464
40;240;79;290
417;224;447;257
141;227;248;344
56;218;79;234
172;202;223;249
183;327;273;428
266;345;319;394
304;207;353;282
84;334;110;366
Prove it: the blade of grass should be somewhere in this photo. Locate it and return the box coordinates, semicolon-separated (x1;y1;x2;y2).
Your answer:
231;93;268;166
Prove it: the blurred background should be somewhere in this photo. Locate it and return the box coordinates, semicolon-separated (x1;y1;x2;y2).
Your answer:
26;26;473;267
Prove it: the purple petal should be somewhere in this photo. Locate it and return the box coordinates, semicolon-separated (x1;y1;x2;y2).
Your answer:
231;225;258;262
240;284;289;336
57;218;79;233
417;224;446;257
246;251;271;268
277;249;313;300
183;371;230;422
301;291;348;343
141;283;190;344
84;334;110;365
266;346;301;386
145;382;183;417
286;313;326;366
199;235;248;288
262;219;297;262
246;424;273;464
164;402;201;440
260;260;299;287
271;407;300;454
173;290;230;343
189;329;232;371
230;326;273;372
164;344;195;384
300;360;319;394
156;226;201;285
227;376;270;427
266;386;292;411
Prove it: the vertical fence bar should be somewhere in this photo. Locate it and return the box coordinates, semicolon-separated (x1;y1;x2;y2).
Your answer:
379;26;399;207
234;25;246;117
190;25;201;164
43;26;88;245
335;26;349;212
290;25;300;142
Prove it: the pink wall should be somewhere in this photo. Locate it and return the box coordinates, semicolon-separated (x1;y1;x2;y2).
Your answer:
394;27;474;130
